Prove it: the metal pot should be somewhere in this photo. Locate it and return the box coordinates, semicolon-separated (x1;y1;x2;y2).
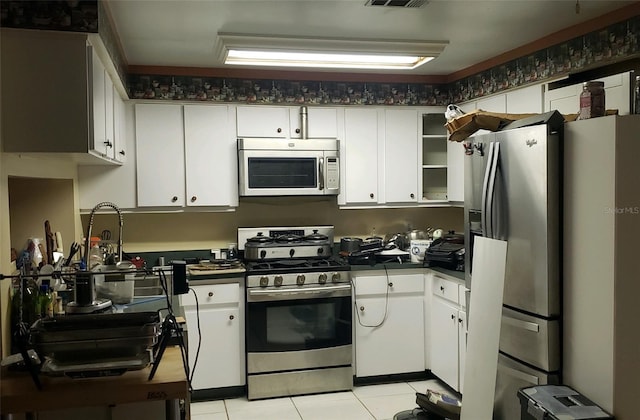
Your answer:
340;237;362;254
407;229;429;241
384;233;410;251
361;236;383;251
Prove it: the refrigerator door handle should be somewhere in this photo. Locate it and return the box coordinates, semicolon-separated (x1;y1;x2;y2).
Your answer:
498;363;541;385
502;315;540;332
486;142;501;239
481;142;496;238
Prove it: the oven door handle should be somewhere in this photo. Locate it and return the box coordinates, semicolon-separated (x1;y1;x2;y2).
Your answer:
247;284;351;302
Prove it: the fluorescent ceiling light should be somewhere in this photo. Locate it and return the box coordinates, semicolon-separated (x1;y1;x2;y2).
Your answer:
216;33;447;70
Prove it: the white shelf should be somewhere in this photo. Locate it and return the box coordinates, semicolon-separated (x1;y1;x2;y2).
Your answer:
423;164;447;169
423;134;448;140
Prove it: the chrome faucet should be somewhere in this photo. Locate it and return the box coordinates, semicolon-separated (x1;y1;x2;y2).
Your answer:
83;202;123;266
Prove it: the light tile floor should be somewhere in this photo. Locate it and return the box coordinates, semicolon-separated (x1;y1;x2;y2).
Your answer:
191;379;454;420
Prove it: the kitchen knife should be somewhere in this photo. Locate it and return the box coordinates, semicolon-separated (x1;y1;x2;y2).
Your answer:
44;220;54;267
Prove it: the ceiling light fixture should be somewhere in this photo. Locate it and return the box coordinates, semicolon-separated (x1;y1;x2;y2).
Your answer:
216;33;448;71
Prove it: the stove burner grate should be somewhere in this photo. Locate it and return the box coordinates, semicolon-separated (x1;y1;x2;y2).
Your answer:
246;258;346;272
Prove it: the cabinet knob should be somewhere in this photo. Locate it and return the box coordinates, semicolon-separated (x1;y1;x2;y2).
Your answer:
440;286;445;292
171;196;178;202
191;196;197;202
277;128;282;133
359;306;365;311
229;315;235;320
451;314;455;320
410;193;415;199
369;193;374;199
388;282;393;288
295;128;300;134
119;150;126;156
458;318;463;323
104;140;113;148
208;292;214;297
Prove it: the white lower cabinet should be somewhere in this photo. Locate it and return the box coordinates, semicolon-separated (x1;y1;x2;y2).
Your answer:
353;270;425;377
180;281;245;390
429;274;466;393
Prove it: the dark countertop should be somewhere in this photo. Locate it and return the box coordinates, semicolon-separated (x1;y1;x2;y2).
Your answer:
349;260;465;281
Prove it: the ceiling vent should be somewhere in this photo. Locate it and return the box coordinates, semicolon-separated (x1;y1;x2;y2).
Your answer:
365;0;427;8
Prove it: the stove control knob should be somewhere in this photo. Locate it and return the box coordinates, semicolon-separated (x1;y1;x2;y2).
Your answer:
289;248;295;257
260;250;267;259
260;276;269;287
317;247;325;255
274;275;283;287
297;274;306;285
331;272;342;283
318;273;327;284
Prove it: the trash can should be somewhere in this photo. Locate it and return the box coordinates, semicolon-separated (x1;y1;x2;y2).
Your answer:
518;385;613;420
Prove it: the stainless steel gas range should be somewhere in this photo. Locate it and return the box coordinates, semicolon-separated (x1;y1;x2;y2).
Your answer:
238;226;352;400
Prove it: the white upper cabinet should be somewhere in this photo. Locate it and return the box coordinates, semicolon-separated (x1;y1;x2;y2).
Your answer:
341;108;380;205
1;29;123;165
78;102;137;211
447;140;465;203
113;88;127;163
289;107;339;138
91;50;117;161
544;72;633;115
184;105;238;207
135;103;186;207
506;84;544;114
476;94;507;113
236;106;290;138
134;103;238;209
236;105;338;139
384;109;419;204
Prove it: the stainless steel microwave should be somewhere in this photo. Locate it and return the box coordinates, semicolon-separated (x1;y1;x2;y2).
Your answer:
238;138;340;196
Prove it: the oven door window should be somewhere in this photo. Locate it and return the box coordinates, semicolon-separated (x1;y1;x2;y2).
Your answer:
247;157;317;189
247;296;351;352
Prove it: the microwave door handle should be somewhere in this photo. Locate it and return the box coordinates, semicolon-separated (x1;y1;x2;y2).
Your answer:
481;142;495;239
318;157;325;190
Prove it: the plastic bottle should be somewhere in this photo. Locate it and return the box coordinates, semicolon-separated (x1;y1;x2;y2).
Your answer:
227;243;238;260
39;284;53;318
89;243;103;270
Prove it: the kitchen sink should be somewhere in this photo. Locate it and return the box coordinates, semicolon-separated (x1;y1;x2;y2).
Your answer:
133;274;165;297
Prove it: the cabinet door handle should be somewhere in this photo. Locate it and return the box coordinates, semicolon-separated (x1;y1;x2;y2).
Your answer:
388;282;393;288
359;306;365;311
190;196;197;202
450;314;455;320
171;196;178;202
440;285;445;292
104;140;113;148
410;193;415;199
295;128;300;134
229;314;234;320
119;150;126;156
208;292;214;297
277;128;282;133
369;193;374;199
458;318;463;323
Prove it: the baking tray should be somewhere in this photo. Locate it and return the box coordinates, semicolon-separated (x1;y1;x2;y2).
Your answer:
31;312;160;364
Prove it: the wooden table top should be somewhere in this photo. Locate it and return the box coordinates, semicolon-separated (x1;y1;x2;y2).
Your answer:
1;346;189;414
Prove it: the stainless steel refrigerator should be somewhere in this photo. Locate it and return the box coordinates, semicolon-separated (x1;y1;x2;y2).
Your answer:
463;117;562;419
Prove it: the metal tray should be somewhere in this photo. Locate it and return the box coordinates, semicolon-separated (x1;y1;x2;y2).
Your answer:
30;312;160;364
40;351;152;378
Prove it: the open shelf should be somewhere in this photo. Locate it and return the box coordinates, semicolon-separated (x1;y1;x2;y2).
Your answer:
421;113;448;202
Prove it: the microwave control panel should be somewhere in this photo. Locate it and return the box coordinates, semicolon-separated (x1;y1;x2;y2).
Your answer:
325;157;339;190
